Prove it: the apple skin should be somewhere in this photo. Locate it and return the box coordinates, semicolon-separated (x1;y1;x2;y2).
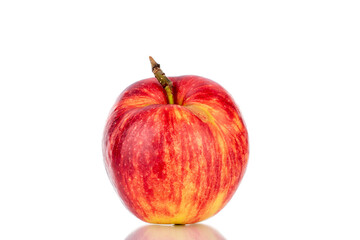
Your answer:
103;75;249;224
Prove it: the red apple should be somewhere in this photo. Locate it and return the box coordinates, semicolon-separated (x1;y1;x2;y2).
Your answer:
103;57;249;224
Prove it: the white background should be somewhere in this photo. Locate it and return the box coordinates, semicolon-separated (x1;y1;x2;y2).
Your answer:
1;0;359;239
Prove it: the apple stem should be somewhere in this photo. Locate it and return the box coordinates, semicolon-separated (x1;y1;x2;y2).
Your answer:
149;56;174;104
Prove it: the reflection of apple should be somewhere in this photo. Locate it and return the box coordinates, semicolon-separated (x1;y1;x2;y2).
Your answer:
126;224;226;240
103;57;249;224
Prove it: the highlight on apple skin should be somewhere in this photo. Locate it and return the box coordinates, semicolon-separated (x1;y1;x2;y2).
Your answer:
102;57;249;224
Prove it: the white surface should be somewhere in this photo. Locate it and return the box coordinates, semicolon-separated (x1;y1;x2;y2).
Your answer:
1;0;359;239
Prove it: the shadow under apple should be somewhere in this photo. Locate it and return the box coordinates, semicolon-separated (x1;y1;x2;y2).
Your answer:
125;224;226;240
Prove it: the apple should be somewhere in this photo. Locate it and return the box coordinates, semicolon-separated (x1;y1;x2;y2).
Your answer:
103;57;249;224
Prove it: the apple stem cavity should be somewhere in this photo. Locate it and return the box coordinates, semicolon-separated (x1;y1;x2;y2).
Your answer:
149;56;174;104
